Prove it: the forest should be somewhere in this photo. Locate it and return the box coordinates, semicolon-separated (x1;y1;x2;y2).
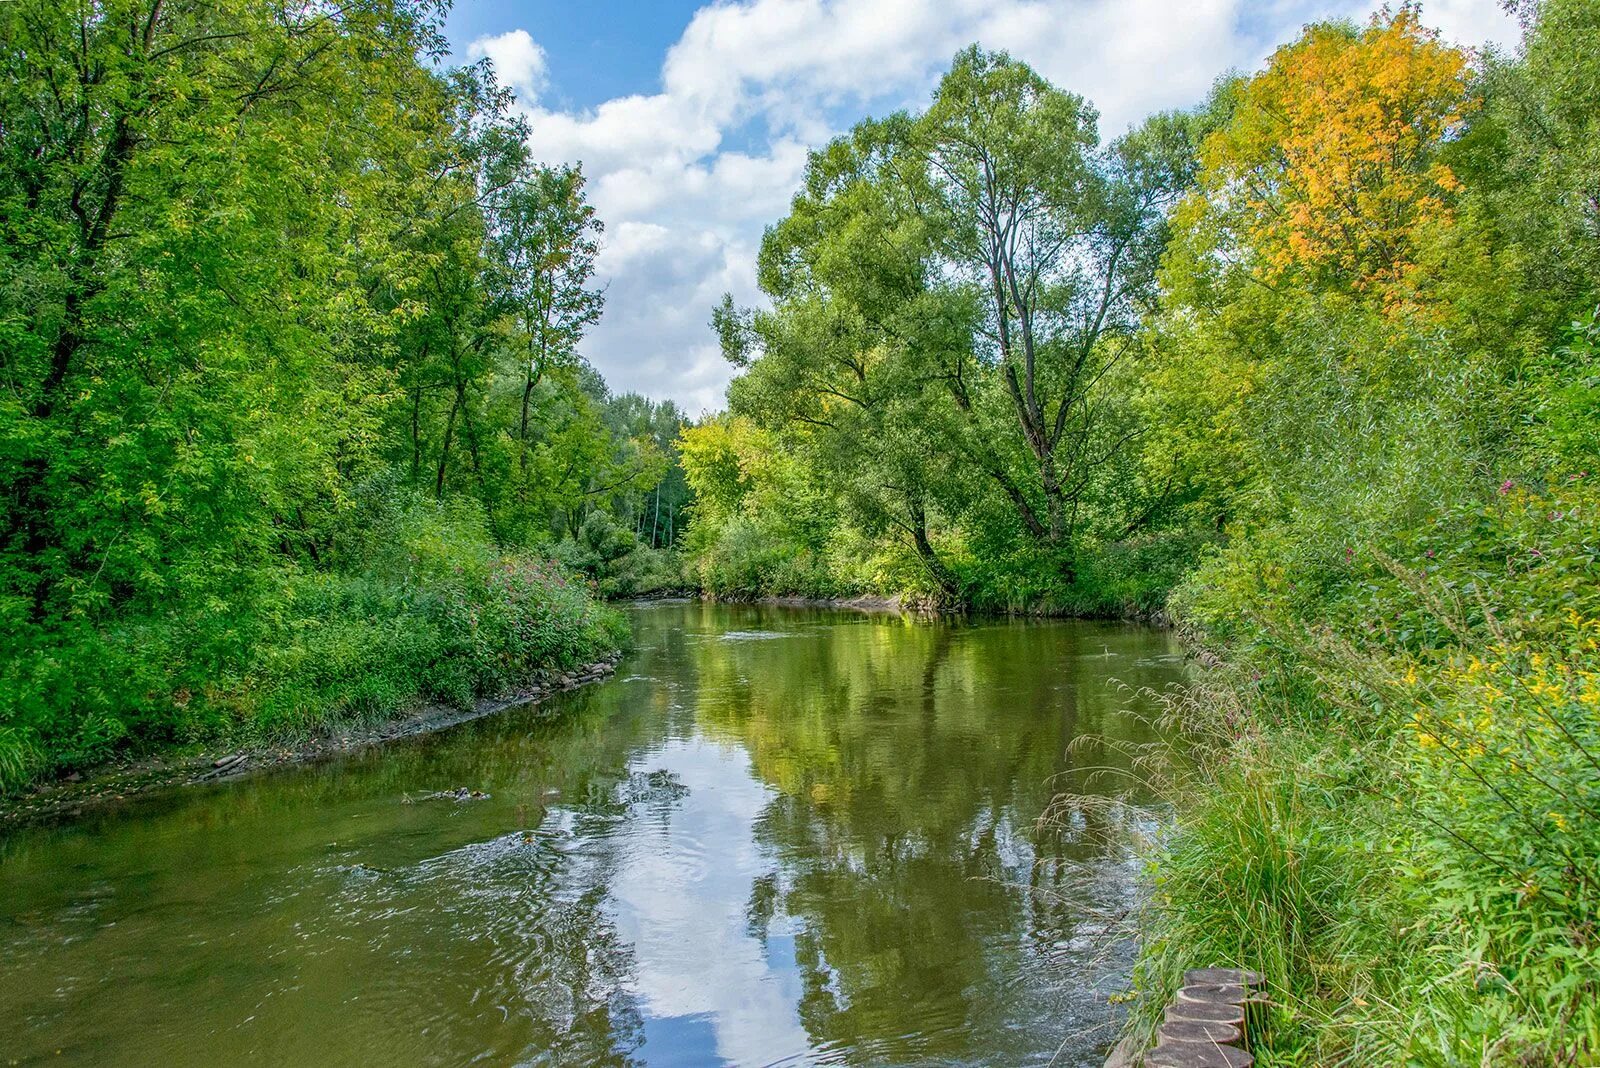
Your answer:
3;0;1598;1062
1;0;693;793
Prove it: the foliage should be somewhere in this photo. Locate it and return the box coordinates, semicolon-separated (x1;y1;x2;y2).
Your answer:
677;416;857;599
668;3;1600;1062
548;510;688;598
694;48;1205;605
1189;9;1473;296
0;492;625;791
1116;5;1600;1062
1134;480;1600;1063
5;0;1600;1057
0;0;662;790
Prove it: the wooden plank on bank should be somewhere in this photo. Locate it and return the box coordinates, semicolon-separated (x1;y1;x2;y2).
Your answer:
1103;966;1264;1068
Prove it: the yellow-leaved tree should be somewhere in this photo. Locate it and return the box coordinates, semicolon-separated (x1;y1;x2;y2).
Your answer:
1194;6;1475;297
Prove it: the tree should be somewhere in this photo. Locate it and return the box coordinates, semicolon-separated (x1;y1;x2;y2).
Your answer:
716;49;1198;592
0;0;459;623
724;114;977;595
490;165;605;492
603;393;691;548
0;0;642;781
905;49;1195;570
1188;8;1474;297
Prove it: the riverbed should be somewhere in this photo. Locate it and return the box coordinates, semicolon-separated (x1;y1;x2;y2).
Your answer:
0;603;1185;1066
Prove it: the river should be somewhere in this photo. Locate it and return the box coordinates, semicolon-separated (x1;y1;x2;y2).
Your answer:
0;602;1185;1066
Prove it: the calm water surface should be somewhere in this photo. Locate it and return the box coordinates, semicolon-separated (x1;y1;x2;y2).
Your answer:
0;603;1185;1066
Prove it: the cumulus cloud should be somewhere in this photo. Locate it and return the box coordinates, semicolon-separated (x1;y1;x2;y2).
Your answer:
1385;0;1521;50
467;28;549;99
474;0;1518;414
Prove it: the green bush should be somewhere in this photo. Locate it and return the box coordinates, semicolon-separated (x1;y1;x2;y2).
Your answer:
1133;480;1600;1064
549;511;691;598
683;514;853;600
0;495;625;793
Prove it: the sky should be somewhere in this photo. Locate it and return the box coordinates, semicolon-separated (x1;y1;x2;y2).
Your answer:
442;0;1522;415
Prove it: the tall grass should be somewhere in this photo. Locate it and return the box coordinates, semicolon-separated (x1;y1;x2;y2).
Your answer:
1117;479;1600;1065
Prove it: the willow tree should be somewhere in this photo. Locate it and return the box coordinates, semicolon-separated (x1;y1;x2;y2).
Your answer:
909;47;1194;571
720;47;1197;590
723;115;977;595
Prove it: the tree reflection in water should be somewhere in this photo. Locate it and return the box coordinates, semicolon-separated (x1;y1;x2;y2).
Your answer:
0;603;1183;1067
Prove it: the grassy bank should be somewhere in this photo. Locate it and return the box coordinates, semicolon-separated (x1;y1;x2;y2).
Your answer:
0;497;626;795
1120;478;1600;1064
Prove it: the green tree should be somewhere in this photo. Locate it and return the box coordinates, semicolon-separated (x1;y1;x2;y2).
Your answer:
491;165;605;496
714;51;1200;597
0;0;635;785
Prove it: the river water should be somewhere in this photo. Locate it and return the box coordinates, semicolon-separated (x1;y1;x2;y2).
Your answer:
0;603;1184;1067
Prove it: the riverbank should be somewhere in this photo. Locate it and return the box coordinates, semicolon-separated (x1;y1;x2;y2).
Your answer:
1109;480;1600;1064
0;653;622;827
659;591;911;613
635;584;1176;623
2;585;1152;827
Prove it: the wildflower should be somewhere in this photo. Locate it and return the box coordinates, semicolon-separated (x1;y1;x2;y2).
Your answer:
1499;479;1514;495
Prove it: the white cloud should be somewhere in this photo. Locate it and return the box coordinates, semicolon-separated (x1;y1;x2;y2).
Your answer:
474;0;1519;414
1387;0;1520;50
605;738;813;1064
467;28;549;99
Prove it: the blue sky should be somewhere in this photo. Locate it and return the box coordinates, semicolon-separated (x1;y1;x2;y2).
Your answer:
442;0;1520;413
443;3;705;111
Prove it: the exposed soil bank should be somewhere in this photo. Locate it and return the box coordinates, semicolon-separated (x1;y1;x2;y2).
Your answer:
0;653;623;828
629;592;907;612
631;590;1173;623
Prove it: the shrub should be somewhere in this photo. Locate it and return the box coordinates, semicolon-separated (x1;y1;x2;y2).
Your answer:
0;494;626;793
550;512;691;598
1132;479;1600;1064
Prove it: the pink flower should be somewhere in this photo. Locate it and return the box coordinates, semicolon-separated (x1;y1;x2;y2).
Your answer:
1499;479;1515;495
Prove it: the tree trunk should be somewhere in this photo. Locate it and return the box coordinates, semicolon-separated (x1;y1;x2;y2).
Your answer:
456;381;502;544
907;497;959;598
651;484;661;549
410;385;423;483
435;388;460;498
